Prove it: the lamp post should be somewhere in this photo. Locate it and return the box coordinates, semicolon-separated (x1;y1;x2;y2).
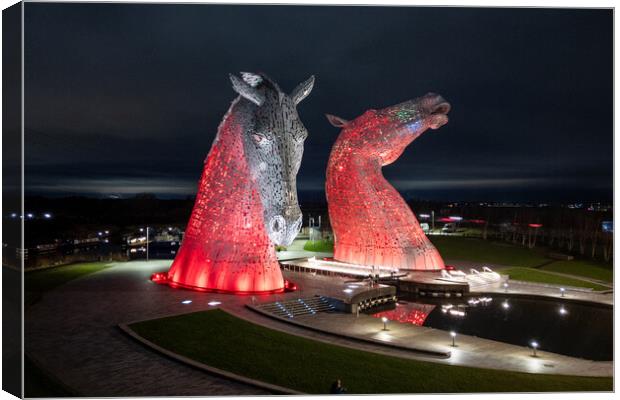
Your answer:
382;317;388;331
560;287;565;297
530;341;539;357
450;331;457;347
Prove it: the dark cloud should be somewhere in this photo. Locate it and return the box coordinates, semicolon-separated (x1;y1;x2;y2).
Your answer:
24;4;612;202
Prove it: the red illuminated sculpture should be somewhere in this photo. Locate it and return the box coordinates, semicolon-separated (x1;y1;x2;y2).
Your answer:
166;72;314;293
326;93;450;271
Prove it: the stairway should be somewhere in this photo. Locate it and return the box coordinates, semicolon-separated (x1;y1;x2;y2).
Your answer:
258;296;336;319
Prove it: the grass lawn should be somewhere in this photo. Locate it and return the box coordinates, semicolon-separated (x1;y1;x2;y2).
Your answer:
303;239;334;252
130;309;611;394
541;260;613;283
25;261;111;305
503;267;610;291
429;236;548;267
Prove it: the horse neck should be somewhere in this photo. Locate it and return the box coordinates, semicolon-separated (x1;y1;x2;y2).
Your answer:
327;134;412;230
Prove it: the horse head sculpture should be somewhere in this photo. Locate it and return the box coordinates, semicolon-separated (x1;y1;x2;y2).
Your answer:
325;93;450;271
166;72;314;293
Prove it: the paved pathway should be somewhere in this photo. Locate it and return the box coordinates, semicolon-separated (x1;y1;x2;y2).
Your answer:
26;260;613;396
25;260;271;396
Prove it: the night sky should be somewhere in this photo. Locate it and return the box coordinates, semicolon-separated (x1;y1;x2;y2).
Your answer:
24;4;613;202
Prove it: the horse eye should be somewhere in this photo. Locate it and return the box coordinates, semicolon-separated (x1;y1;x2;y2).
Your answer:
253;134;267;144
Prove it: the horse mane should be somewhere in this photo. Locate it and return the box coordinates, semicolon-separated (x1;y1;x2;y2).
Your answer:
167;96;283;293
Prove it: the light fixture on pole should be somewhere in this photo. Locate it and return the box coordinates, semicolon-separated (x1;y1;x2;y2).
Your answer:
381;317;388;331
530;341;539;357
450;331;457;347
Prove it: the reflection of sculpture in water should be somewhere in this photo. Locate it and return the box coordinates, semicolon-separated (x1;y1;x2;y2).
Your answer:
326;93;450;271
373;303;436;326
167;72;314;293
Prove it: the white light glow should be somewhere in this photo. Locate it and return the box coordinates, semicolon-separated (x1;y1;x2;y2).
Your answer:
208;301;222;306
181;300;192;304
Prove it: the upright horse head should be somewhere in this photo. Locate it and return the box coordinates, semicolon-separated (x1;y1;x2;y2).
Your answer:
167;72;314;293
231;72;314;246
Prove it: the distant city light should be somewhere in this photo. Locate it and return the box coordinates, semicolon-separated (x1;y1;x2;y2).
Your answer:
559;306;568;315
208;301;222;306
98;232;103;236
419;214;430;219
139;228;144;232
43;213;52;219
502;301;510;309
528;223;543;228
181;300;192;304
343;289;353;293
104;230;109;234
10;213;17;218
26;213;34;219
449;216;463;221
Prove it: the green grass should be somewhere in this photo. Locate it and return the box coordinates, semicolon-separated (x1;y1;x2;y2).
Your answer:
130;309;611;394
503;267;610;291
541;260;613;283
303;239;334;252
429;236;548;267
25;262;111;305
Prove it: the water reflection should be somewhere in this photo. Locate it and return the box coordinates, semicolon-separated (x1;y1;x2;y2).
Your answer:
372;295;612;361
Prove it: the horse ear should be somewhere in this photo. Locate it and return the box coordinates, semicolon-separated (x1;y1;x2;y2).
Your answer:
230;73;265;106
290;75;315;105
325;114;349;128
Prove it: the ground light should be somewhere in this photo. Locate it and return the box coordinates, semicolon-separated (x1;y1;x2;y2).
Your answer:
450;331;457;347
502;300;510;309
208;301;221;306
559;306;568;315
560;287;565;297
382;317;389;331
181;300;192;305
503;282;509;292
530;341;539;357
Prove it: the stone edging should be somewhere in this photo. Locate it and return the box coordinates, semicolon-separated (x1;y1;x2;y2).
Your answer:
245;304;451;359
117;322;305;395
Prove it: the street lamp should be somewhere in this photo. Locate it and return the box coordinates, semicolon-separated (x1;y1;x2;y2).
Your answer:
503;282;509;292
530;341;539;357
560;287;565;297
450;331;457;347
382;317;388;331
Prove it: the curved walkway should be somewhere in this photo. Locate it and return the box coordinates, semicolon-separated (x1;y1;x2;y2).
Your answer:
25;260;613;396
25;260;270;396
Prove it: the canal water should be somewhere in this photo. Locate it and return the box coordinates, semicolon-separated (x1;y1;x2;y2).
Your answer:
372;294;612;361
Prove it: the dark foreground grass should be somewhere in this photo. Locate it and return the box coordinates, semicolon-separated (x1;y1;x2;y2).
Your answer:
541;260;613;283
130;310;612;394
429;236;548;267
503;267;609;291
25;262;111;305
303;239;334;252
